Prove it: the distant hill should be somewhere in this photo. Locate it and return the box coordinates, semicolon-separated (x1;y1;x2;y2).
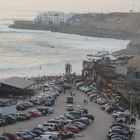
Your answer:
68;13;140;35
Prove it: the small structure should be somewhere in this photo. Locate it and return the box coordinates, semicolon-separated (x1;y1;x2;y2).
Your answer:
116;65;128;75
0;77;37;98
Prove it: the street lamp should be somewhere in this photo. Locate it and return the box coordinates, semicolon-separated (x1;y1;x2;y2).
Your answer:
129;93;132;124
128;89;134;124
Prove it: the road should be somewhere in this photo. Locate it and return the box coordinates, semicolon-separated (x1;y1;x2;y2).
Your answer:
0;88;113;140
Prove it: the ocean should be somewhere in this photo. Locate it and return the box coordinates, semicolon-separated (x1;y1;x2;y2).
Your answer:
0;20;129;78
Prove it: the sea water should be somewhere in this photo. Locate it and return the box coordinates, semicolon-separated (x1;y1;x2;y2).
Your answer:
0;20;129;78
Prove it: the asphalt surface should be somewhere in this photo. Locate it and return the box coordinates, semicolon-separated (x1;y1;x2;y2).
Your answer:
0;87;113;140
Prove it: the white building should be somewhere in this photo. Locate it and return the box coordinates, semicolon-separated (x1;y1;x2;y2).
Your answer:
116;66;128;75
35;11;66;25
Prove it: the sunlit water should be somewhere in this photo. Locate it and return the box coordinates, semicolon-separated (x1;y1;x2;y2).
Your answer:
0;20;129;78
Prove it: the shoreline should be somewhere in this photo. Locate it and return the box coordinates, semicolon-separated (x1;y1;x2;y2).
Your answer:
9;22;137;41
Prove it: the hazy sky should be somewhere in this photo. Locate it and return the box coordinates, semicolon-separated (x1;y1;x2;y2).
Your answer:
0;0;140;19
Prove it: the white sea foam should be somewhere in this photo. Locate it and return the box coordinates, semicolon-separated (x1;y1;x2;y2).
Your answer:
0;20;129;78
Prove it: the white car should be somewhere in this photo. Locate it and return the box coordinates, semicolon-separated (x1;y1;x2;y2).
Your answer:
36;134;54;140
43;132;61;140
116;116;126;123
66;104;74;111
112;111;124;118
43;122;59;131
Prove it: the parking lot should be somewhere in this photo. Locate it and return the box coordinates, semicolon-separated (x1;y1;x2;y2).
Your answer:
0;85;113;140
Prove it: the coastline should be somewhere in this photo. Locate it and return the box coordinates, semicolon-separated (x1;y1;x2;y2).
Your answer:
9;21;136;40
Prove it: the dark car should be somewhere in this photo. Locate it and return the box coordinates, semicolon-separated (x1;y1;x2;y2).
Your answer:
21;131;37;139
4;115;16;124
60;131;74;139
66;97;73;104
44;99;54;107
78;108;88;115
105;106;118;113
69;111;81;118
72;122;86;130
19;113;31;120
73;118;90;126
9;114;26;121
16;105;26;111
0;136;9;140
0;119;7;127
36;108;48;116
64;115;76;120
16;131;33;140
82;114;95;121
111;134;129;140
31;129;43;136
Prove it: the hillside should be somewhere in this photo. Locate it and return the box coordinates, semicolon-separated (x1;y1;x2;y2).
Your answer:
69;13;140;34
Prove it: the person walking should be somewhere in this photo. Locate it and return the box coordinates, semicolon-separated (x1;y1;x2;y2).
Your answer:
134;117;136;125
84;99;86;105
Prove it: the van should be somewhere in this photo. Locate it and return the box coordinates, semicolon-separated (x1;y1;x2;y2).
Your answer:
43;123;59;131
43;132;61;140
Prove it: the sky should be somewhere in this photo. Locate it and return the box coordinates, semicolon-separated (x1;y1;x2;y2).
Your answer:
0;0;140;19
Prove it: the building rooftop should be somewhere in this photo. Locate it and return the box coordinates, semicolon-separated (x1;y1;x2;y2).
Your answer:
0;77;36;89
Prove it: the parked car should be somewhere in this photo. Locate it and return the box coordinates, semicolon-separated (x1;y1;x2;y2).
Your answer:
36;108;48;116
43;132;61;140
31;129;43;136
21;131;37;138
44;100;54;107
0;119;7;127
66;97;73;104
72;121;86;130
60;130;74;139
73;117;90;126
3;132;23;140
34;134;54;140
16;131;33;140
43;122;59;131
63;124;80;133
66;104;74;111
27;110;41;118
16;104;27;111
9;113;27;121
0;136;9;140
4;115;16;124
82;114;95;121
19;113;31;120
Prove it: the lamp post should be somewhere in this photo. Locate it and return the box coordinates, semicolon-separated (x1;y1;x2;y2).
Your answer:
129;93;132;124
3;111;5;133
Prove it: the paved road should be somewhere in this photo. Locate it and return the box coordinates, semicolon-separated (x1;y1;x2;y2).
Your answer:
0;88;113;140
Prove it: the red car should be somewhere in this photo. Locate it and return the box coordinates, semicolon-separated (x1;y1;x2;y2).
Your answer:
3;132;23;140
63;124;80;133
27;110;40;117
